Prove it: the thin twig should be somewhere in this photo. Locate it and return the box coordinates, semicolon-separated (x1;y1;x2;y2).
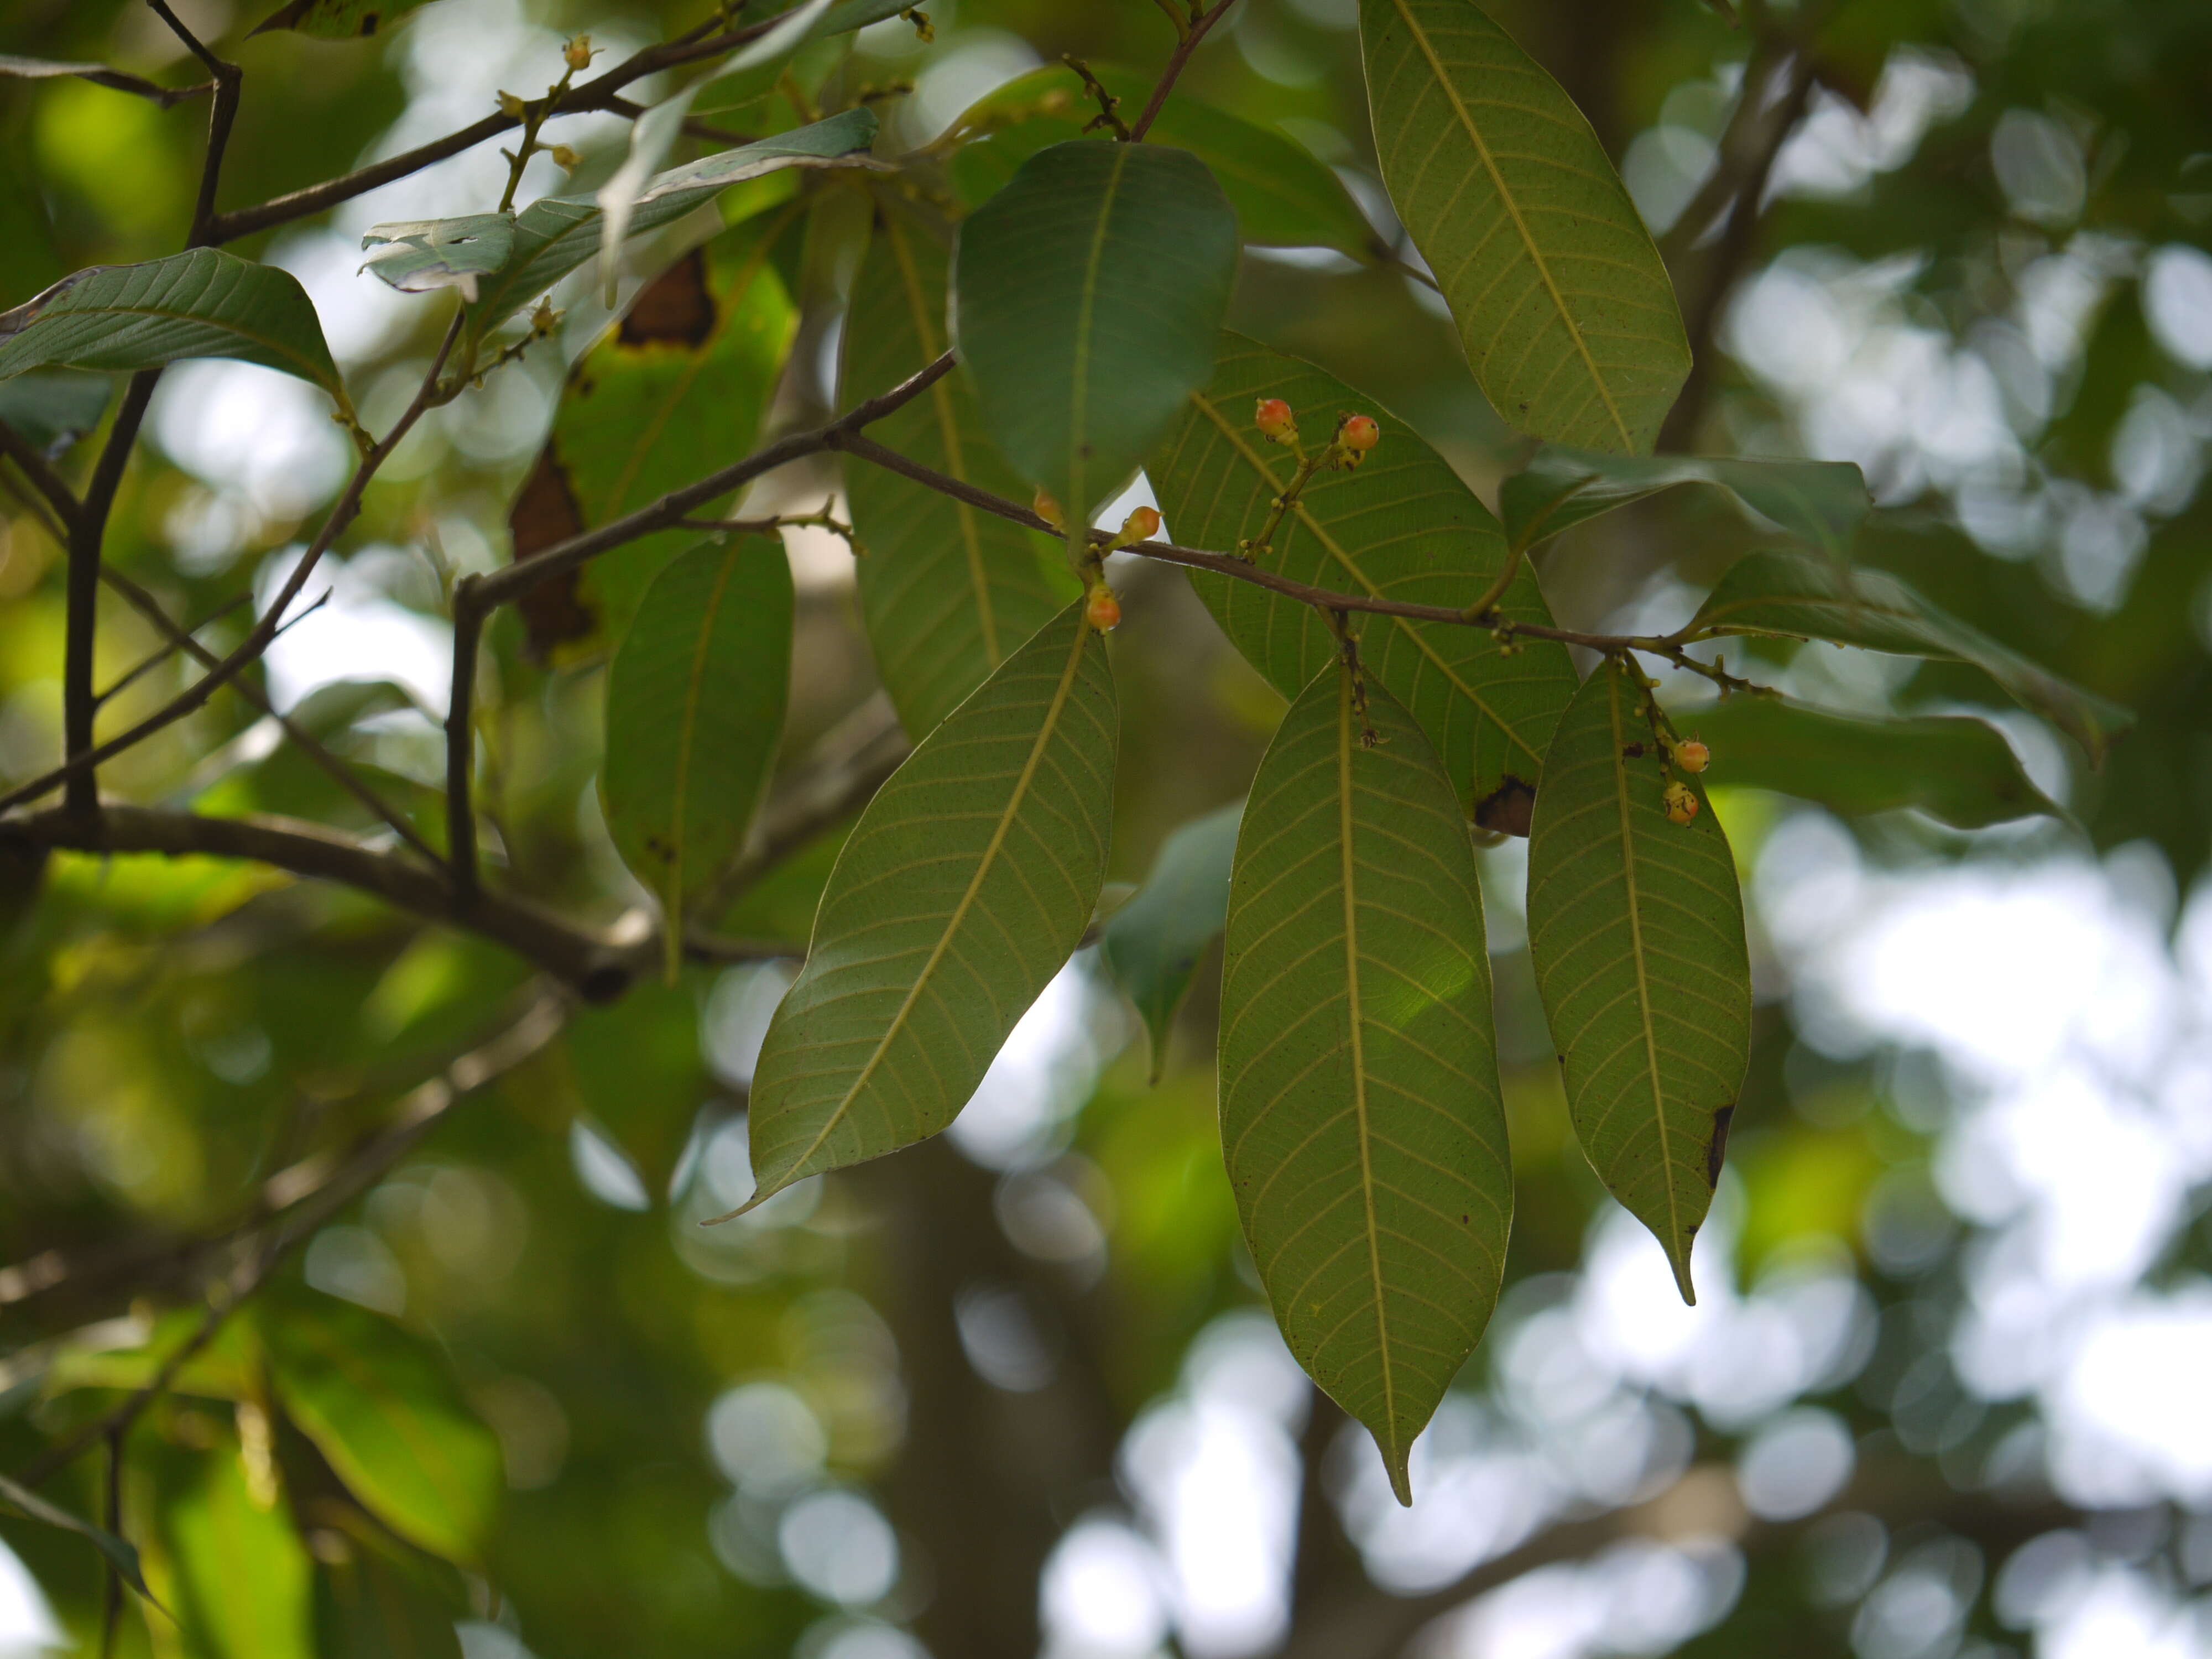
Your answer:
1128;0;1243;142
91;589;249;708
144;0;241;246
0;418;83;530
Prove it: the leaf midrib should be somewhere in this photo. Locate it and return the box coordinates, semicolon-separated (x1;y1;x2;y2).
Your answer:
1600;666;1682;1296
760;618;1095;1198
1384;0;1634;452
1334;664;1400;1480
1067;144;1133;512
1189;390;1545;766
884;213;1001;665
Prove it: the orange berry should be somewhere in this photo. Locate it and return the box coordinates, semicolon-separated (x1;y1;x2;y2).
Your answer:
1663;781;1699;825
1033;487;1064;530
1121;504;1161;542
1340;414;1380;452
1084;583;1121;632
1254;398;1298;442
1674;739;1710;774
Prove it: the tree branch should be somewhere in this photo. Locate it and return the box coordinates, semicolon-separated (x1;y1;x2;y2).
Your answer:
61;372;160;815
1128;0;1243;142
204;14;794;246
0;418;84;530
470;351;956;612
144;0;242;247
446;576;486;894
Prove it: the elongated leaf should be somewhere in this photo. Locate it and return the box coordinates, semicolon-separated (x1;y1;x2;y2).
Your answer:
820;0;919;29
0;250;347;408
359;214;513;299
953;140;1238;521
740;602;1117;1211
1101;799;1242;1082
603;536;793;956
0;1471;154;1601
142;1436;311;1659
440;108;877;334
0;368;110;452
949;64;1379;259
1688;696;2064;829
1499;446;1870;556
1361;0;1689;452
264;1302;502;1564
1690;551;2133;761
1149;334;1578;830
1221;665;1510;1503
1525;659;1751;1301
508;209;799;656
843;204;1066;736
252;0;437;37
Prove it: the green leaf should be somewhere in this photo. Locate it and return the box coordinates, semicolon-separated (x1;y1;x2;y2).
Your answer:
819;0;919;30
952;140;1238;522
359;214;514;299
1525;658;1751;1302
0;1470;155;1603
0;250;348;410
263;1302;503;1565
948;64;1379;259
1499;446;1870;556
1360;0;1689;452
843;204;1067;736
509;208;800;656
0;367;111;452
448;108;879;335
1100;799;1242;1082
1148;333;1578;830
603;536;793;959
1690;551;2134;762
249;0;439;38
141;1436;311;1659
1220;664;1511;1504
1688;696;2065;829
42;1307;261;1402
740;602;1117;1211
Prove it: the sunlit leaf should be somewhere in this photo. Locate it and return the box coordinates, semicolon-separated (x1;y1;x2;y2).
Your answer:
436;108;878;334
1361;0;1689;451
1100;799;1241;1082
1499;446;1870;556
1686;696;2065;829
1149;334;1578;830
603;536;792;961
1525;658;1751;1302
264;1302;503;1565
508;208;800;656
0;250;348;410
140;1434;311;1659
949;64;1379;259
1690;551;2135;762
843;203;1066;736
953;140;1238;522
742;602;1117;1211
1220;663;1510;1504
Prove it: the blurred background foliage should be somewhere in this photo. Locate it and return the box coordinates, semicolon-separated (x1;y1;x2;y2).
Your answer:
1;1;2210;1657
